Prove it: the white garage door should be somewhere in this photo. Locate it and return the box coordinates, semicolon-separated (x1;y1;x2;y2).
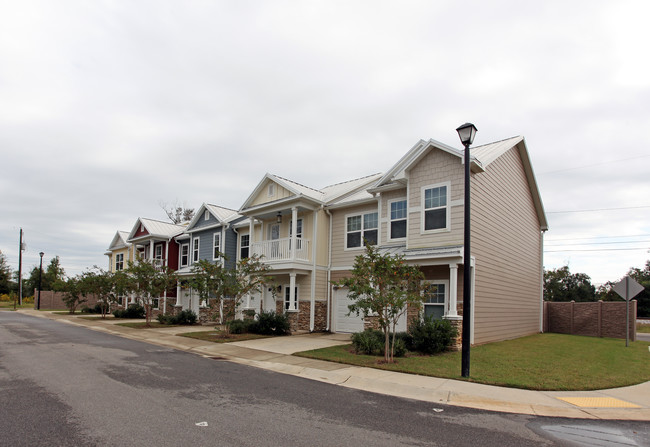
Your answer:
335;288;365;333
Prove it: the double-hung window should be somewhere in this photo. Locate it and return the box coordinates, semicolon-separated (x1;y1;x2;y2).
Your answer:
389;199;407;240
289;218;303;250
422;183;449;232
192;237;200;263
180;244;189;267
284;285;298;311
213;233;221;260
240;234;250;259
422;281;447;320
346;212;378;249
115;253;124;271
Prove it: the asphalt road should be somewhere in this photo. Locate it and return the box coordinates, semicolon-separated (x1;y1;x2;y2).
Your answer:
1;312;648;447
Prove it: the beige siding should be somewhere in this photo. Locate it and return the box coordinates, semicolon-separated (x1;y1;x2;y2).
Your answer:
110;247;130;273
406;149;464;249
330;202;379;268
471;146;543;344
314;269;328;302
250;180;293;207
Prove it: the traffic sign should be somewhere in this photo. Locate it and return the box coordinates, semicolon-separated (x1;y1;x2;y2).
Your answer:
612;276;644;301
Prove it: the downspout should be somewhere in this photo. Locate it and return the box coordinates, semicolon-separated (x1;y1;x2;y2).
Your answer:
324;208;333;331
540;229;546;333
310;208;318;332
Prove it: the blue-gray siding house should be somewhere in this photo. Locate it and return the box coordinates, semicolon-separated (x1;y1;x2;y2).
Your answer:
174;203;245;315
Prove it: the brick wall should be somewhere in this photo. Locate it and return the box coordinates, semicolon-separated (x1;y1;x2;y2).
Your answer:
543;300;637;341
34;290;102;311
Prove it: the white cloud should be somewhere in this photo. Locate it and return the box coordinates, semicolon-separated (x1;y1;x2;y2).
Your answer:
1;0;649;286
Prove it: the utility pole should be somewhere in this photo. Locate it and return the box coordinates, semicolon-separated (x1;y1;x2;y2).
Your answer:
18;228;24;306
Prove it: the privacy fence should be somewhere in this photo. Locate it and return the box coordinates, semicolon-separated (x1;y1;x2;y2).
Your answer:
33;290;101;311
543;300;637;341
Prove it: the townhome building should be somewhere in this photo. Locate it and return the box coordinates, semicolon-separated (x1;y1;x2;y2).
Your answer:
328;136;547;345
173;203;245;318
124;217;186;314
105;231;133;308
237;173;382;332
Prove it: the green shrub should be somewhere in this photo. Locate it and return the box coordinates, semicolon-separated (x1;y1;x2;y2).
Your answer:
112;303;145;319
157;309;197;325
250;310;290;335
351;329;383;355
407;317;457;354
228;318;254;334
175;309;197;325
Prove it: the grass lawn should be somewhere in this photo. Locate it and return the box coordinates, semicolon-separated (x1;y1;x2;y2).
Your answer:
116;321;180;328
296;333;650;391
178;330;271;343
0;302;33;310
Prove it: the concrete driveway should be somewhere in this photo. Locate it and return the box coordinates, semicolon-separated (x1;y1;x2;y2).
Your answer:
230;332;352;354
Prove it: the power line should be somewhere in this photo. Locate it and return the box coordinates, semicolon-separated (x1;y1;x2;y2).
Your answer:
544;247;649;253
538;154;650;175
545;240;650;247
547;205;650;214
546;234;650;242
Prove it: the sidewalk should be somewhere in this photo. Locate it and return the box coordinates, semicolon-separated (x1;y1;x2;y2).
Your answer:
17;309;650;421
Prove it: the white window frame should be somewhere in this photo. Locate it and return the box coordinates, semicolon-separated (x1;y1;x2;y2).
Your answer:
192;237;200;263
152;297;160;310
421;280;449;320
154;244;163;260
213;233;221;261
344;211;378;250
180;243;189;267
115;253;124;271
268;183;275;197
388;198;407;241
421;181;451;234
239;234;250;260
204;209;210;221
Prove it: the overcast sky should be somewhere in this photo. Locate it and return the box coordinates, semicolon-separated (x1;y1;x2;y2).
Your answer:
1;0;649;286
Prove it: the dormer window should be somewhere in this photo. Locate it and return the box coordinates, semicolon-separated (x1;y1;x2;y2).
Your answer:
204;210;210;221
268;183;275;197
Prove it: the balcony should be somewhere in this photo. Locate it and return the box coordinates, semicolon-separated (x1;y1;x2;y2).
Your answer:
251;237;311;263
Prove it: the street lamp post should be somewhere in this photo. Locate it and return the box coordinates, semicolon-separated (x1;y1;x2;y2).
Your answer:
38;252;44;310
456;123;477;378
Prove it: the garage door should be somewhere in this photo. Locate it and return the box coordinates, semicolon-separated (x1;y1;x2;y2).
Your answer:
335;288;365;333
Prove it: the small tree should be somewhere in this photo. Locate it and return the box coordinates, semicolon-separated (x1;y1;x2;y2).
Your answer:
61;276;87;314
124;259;177;326
222;254;273;330
333;244;424;363
189;259;228;322
160;200;195;224
80;267;116;318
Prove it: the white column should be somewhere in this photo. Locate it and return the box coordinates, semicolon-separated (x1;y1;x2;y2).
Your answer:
249;219;254;243
448;264;458;317
176;283;182;309
165;240;169;267
289;272;297;311
291;207;298;261
149;241;154;260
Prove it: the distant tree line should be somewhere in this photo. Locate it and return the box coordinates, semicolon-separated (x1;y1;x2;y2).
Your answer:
544;261;650;317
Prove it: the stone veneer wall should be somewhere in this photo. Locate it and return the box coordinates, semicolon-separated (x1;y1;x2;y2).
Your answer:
276;300;328;332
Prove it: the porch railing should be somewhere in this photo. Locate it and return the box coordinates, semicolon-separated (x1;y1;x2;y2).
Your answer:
251;237;310;262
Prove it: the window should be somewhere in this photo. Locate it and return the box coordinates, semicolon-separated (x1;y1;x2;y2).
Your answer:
389;199;407;240
289;219;303;238
284;286;298;311
240;234;250;259
204;210;210;221
180;244;189;267
422;183;449;232
268;183;275;197
422;281;447;320
115;253;124;271
346;212;378;248
154;245;163;260
192;237;200;263
152;298;160;310
213;233;221;260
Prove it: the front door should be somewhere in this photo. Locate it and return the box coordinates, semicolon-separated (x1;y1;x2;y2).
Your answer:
269;223;280;259
263;286;277;312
